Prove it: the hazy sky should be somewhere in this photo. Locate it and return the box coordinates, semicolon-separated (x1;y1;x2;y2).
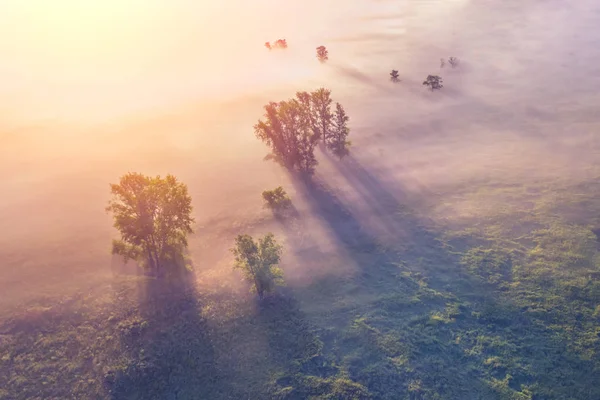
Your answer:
0;0;472;122
0;0;352;121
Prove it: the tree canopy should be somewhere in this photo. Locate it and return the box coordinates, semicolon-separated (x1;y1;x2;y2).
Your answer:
106;173;194;275
231;233;284;300
316;46;329;63
328;103;351;159
262;186;292;212
254;88;351;175
265;39;287;50
423;75;444;91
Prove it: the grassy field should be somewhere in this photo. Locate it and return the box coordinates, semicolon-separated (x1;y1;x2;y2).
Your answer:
2;0;600;399
2;158;599;399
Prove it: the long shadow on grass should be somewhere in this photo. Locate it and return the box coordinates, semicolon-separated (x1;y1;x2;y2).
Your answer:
107;267;232;400
282;169;490;398
278;156;597;399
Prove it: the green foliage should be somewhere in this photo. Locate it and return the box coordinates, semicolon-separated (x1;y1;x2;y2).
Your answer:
422;75;443;91
106;173;194;275
231;233;285;299
486;375;532;400
327;103;352;159
272;373;371;400
526;223;598;281
262;186;293;212
461;247;512;286
254;88;350;174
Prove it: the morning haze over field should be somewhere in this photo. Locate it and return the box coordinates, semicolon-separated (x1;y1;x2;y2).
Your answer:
1;1;600;399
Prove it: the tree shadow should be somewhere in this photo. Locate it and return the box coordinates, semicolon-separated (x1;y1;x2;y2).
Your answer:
273;155;592;398
330;64;398;95
107;264;232;400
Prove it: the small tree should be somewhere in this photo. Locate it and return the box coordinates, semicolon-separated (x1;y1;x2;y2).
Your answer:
448;57;459;68
328;103;351;159
422;75;443;91
262;186;292;211
316;46;329;63
274;39;288;49
231;233;284;300
106;173;194;276
390;70;400;82
440;58;446;68
265;42;272;50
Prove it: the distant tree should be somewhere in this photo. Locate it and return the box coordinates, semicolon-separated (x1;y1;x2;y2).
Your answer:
106;173;194;276
262;186;292;211
254;88;347;175
440;58;446;68
273;39;288;49
422;75;443;91
316;46;329;63
265;42;272;50
327;103;351;159
231;233;284;300
448;57;459;68
390;69;400;82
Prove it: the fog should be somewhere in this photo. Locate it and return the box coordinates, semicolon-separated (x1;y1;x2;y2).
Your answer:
1;0;599;310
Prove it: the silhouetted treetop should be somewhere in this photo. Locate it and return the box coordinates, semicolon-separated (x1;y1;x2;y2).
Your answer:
317;46;329;63
423;75;443;91
254;89;351;175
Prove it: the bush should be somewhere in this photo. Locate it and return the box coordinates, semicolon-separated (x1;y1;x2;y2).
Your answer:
422;75;443;91
262;187;292;211
231;233;285;300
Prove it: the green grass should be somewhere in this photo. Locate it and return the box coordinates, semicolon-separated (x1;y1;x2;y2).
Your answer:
1;172;600;399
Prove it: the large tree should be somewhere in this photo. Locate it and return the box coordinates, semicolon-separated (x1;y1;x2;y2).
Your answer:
231;233;284;300
106;173;194;275
254;88;349;175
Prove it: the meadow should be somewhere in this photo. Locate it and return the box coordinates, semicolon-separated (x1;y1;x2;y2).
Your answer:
1;0;600;399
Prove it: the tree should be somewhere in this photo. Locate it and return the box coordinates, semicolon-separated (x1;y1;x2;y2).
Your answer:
448;57;459;68
310;88;333;142
328;103;351;159
254;88;346;175
316;45;329;63
262;186;292;212
422;75;443;91
106;173;194;276
390;69;400;82
440;58;446;68
273;39;288;49
265;42;272;50
231;233;284;300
